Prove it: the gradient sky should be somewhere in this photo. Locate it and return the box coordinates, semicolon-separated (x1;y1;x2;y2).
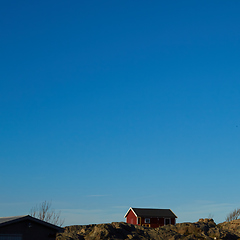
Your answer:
1;0;240;226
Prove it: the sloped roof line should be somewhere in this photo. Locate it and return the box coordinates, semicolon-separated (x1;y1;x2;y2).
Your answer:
124;207;137;218
0;215;28;224
0;215;63;231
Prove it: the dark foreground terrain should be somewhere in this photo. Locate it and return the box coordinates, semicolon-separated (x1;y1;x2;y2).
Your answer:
57;218;240;240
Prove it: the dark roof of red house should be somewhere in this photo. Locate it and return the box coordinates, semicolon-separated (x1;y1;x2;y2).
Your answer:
124;207;177;218
0;215;63;231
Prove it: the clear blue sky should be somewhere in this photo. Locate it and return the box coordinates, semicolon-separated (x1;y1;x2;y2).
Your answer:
1;0;240;226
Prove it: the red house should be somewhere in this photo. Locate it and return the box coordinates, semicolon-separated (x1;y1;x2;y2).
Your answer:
124;207;177;228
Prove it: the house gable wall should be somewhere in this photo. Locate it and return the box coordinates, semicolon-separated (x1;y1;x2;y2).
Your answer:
126;210;137;225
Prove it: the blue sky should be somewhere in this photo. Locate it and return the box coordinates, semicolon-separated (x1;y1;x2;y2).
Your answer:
0;0;240;226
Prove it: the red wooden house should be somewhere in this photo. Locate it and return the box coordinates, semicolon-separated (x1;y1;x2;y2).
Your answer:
124;207;177;228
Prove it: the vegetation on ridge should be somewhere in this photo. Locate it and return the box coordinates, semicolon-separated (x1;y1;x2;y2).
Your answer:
57;218;240;240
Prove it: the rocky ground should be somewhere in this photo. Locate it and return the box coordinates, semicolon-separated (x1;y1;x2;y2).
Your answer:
56;218;240;240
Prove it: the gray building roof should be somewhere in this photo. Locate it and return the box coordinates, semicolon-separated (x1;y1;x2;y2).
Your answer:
0;215;27;225
0;215;63;231
125;207;177;218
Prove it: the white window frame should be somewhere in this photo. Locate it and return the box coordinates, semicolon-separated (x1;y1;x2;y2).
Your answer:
145;218;150;223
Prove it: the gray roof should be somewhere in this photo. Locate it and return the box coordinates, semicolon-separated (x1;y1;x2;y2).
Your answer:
0;215;27;225
126;208;177;218
0;215;63;231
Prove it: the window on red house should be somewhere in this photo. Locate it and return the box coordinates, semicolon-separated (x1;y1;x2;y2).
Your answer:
165;218;171;225
145;218;150;223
